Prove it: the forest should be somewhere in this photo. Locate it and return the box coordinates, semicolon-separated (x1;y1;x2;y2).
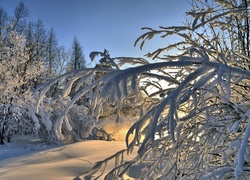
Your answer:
1;0;250;179
0;1;88;144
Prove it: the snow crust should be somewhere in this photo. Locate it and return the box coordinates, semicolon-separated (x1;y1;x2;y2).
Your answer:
0;137;137;180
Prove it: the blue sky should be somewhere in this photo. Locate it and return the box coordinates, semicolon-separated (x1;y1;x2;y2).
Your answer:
1;0;191;65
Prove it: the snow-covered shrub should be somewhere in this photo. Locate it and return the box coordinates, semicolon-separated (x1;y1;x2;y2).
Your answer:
37;47;250;179
77;49;250;180
36;1;250;179
34;50;145;143
34;69;101;143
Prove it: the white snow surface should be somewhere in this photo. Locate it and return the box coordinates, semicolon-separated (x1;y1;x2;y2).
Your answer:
0;135;137;180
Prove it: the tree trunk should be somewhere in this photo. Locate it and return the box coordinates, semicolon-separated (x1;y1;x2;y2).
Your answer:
0;121;5;145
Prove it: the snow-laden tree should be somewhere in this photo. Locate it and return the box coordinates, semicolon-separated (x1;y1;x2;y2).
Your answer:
35;1;250;179
0;31;46;144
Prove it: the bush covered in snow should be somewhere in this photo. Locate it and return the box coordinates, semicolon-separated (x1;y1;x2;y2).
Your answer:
8;0;250;179
74;1;250;179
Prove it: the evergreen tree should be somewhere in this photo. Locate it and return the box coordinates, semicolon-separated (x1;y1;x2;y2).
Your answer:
46;27;58;79
94;49;112;79
67;36;86;71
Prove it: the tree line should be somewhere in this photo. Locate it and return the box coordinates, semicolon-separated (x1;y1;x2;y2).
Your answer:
0;1;133;144
0;1;87;144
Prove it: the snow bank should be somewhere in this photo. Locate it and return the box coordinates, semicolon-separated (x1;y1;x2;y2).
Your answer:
0;140;137;180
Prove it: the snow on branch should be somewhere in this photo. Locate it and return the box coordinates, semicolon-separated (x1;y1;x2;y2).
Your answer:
36;47;250;179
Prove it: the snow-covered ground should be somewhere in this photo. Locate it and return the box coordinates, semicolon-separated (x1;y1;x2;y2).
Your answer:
0;135;137;180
